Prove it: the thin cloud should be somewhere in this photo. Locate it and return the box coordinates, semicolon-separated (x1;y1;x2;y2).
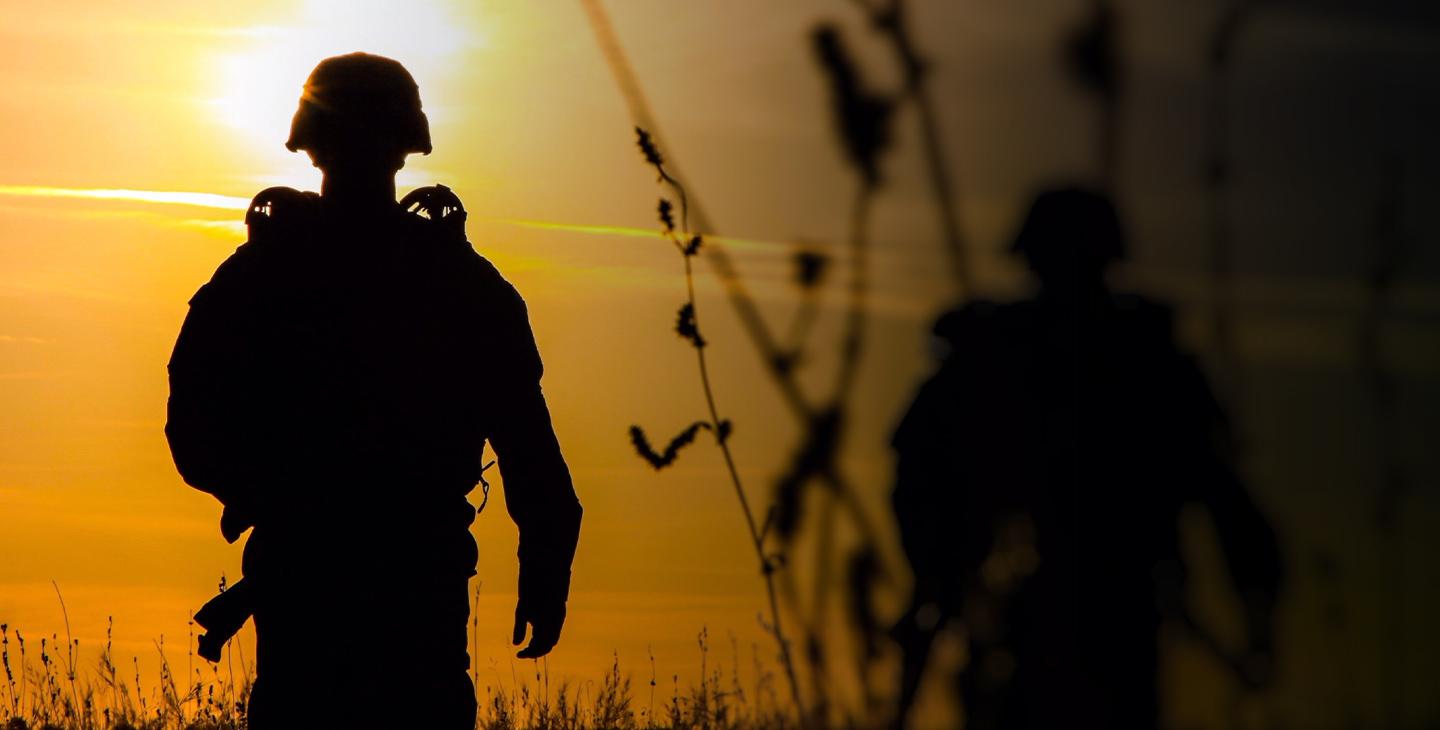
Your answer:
0;185;800;253
0;203;245;238
0;185;939;314
0;185;249;211
491;218;782;254
0;186;789;252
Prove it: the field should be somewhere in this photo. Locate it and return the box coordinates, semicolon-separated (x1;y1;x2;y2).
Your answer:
0;619;795;730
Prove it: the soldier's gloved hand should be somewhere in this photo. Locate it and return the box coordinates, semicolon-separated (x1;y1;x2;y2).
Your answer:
512;566;569;659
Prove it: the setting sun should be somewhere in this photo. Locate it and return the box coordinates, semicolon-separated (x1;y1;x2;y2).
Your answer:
209;0;480;180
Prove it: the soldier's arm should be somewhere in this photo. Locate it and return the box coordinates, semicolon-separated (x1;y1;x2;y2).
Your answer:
892;303;989;591
891;375;950;588
1177;356;1282;662
165;251;268;538
479;260;582;658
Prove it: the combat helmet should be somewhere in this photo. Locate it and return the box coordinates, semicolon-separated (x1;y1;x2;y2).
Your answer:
1010;186;1125;269
285;52;432;156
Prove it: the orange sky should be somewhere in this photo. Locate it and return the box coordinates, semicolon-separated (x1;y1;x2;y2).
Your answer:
4;1;1440;727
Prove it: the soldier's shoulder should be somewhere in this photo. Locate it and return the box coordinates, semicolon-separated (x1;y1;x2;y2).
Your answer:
242;186;321;249
398;184;471;250
930;298;1023;343
187;187;318;306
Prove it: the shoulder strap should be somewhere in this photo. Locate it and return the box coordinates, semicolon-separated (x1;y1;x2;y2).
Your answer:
399;184;468;246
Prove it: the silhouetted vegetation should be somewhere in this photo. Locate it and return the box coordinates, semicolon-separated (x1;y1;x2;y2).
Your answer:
0;616;797;730
601;0;962;725
0;614;250;730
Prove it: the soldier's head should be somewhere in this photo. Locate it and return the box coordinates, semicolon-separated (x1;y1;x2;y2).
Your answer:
1010;186;1124;297
286;53;432;178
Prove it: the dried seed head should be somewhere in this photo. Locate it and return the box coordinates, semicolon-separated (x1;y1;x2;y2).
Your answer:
629;422;711;470
635;127;664;168
675;303;705;348
794;249;829;289
716;419;733;444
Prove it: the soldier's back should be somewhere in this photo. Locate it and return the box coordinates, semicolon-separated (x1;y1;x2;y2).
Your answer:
202;190;524;519
200;190;505;727
902;293;1203;728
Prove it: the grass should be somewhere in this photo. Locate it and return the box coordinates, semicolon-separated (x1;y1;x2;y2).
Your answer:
480;630;792;730
0;616;249;730
0;618;794;730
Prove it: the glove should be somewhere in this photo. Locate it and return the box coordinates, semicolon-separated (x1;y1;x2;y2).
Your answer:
511;564;569;659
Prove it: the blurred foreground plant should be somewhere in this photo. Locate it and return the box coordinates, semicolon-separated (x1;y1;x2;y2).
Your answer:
626;126;806;725
586;0;968;724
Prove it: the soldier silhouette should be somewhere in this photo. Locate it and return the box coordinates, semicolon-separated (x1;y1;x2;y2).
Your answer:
890;187;1281;728
166;53;581;728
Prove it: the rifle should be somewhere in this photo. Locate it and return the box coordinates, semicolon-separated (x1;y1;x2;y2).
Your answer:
194;577;256;662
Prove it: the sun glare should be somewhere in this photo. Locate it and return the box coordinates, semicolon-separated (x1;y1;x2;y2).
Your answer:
209;0;480;181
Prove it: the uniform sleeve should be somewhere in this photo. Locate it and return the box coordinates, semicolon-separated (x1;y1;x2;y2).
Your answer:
892;303;991;592
891;375;950;588
1175;355;1283;646
478;259;582;609
165;251;269;522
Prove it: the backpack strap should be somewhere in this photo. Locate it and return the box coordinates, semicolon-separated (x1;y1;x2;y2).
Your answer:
399;184;468;245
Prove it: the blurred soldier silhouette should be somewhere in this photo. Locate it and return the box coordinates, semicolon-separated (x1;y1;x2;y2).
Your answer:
165;53;581;728
890;188;1280;728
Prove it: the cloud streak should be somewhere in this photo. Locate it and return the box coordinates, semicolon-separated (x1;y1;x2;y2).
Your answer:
0;185;249;211
0;185;792;253
490;218;783;254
